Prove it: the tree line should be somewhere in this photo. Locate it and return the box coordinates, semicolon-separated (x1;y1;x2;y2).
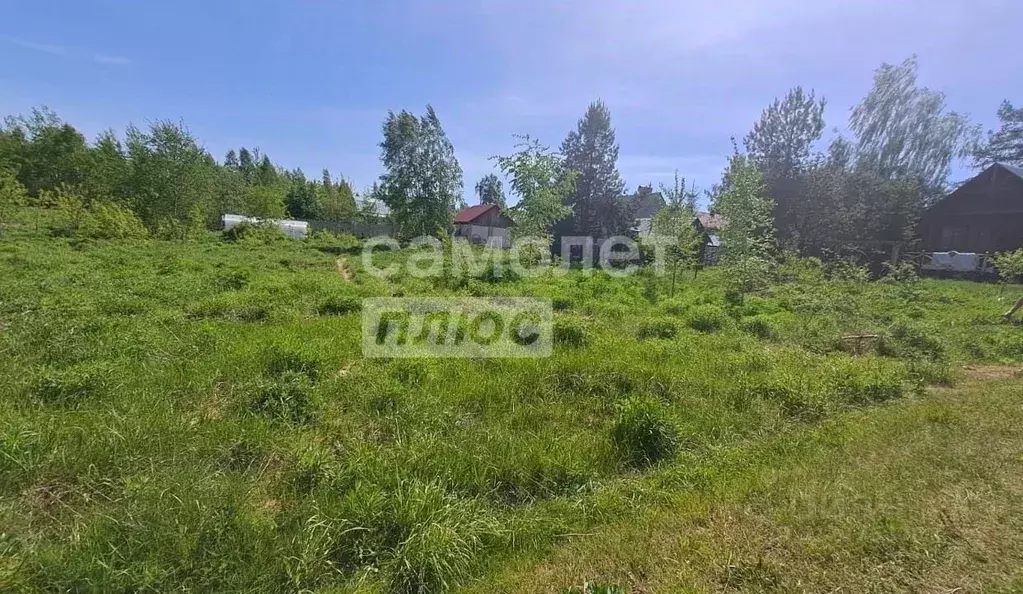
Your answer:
1;55;1021;246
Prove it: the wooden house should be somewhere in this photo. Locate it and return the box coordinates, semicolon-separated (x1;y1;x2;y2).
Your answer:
453;204;514;247
918;163;1023;253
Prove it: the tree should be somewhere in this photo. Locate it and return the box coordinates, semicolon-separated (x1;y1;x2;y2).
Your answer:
317;170;358;222
238;148;255;181
224;149;240;169
0;168;26;234
125;120;219;227
744;87;826;178
475;173;506;208
850;56;979;199
974;100;1023;168
650;171;702;296
711;154;776;298
4;107;91;197
378;105;463;239
560;100;630;238
743;87;826;245
85;130;130;203
492;135;575;242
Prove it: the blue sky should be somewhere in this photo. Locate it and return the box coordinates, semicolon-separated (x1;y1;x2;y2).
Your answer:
2;0;1021;205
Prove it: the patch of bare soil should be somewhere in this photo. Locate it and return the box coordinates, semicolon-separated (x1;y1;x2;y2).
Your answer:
335;257;353;281
960;365;1023;382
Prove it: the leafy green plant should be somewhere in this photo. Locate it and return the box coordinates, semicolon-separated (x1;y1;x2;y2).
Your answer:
686;304;729;333
317;295;362;316
553;318;589;348
637;318;679;340
993;249;1023;284
611;398;680;468
249;372;316;425
78;200;149;240
740;315;777;340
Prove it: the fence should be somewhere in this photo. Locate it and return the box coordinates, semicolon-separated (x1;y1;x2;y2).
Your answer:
308;220;393;239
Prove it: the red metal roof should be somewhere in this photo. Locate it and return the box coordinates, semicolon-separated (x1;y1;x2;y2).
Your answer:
454;203;498;223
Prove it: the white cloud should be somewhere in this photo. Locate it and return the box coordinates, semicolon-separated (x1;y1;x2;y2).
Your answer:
0;34;132;66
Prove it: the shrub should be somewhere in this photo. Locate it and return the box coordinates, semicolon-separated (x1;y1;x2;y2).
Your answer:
78;201;149;240
317;295;362;316
265;346;323;381
249;372;316;425
552;296;574;311
835;370;903;405
993;249;1023;284
740;315;777;340
637;318;679;340
611;398;679;468
879;321;946;361
554;318;589;348
30;364;108;405
660;298;687;316
213;269;249;291
223;221;285;243
686;305;729;333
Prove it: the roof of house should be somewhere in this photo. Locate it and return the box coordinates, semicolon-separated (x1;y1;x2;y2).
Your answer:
1002;163;1023;179
625;187;666;219
697;212;727;231
924;162;1023;218
454;203;500;224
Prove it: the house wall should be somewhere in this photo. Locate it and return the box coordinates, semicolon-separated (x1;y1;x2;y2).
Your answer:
919;213;1023;252
919;165;1023;253
454;223;510;247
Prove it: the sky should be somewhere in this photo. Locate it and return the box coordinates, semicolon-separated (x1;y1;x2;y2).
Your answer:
2;0;1021;206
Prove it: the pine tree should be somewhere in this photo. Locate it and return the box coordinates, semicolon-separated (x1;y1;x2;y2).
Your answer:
974;100;1023;168
560;100;629;238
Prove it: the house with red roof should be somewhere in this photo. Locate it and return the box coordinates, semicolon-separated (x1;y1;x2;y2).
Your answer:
454;204;514;247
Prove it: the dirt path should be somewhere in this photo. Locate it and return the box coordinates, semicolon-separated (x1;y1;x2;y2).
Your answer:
334;257;353;282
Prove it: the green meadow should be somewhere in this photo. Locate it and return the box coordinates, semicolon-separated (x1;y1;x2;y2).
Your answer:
1;209;1022;593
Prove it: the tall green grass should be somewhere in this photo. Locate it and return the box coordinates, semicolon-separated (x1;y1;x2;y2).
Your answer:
1;207;1021;592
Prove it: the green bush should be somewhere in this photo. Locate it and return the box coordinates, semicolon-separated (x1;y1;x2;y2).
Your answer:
660;298;687;315
611;398;679;468
879;321;946;361
78;201;149;240
213;269;249;291
686;304;729;333
249;372;316;425
317;295;362;316
554;318;589;348
993;249;1023;284
740;315;777;340
223;221;285;243
265;346;323;381
637;317;679;340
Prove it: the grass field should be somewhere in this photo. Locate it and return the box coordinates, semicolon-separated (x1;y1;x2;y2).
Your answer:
1;209;1022;593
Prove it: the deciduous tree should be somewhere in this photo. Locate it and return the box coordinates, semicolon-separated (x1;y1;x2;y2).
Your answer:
850;56;978;199
492;135;574;242
378;105;463;239
475;173;506;208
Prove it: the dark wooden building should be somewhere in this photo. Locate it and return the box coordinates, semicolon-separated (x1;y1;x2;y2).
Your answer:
453;204;514;246
918;163;1023;253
